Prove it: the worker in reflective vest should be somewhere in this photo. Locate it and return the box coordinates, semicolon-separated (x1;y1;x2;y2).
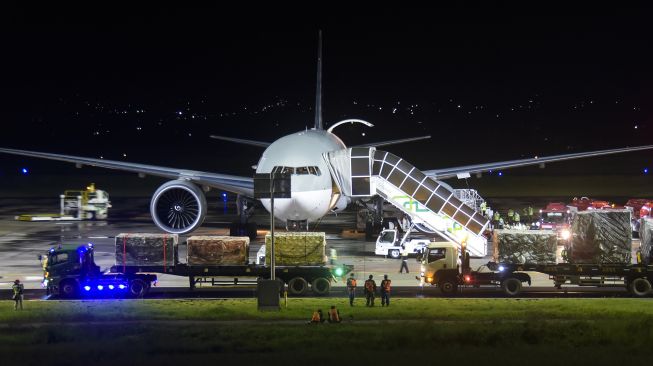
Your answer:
399;245;409;273
328;305;341;323
364;275;377;307
346;273;357;306
380;274;391;307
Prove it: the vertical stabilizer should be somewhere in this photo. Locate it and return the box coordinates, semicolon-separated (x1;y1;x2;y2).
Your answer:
314;30;323;130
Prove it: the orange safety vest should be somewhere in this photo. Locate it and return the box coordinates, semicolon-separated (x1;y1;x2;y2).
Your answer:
311;311;321;322
381;279;391;292
347;278;357;288
364;280;375;292
329;308;340;322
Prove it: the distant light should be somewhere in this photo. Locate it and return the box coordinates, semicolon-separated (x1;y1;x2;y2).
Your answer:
21;168;28;175
361;132;366;136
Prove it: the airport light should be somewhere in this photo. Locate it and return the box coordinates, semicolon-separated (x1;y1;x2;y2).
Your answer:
21;168;28;175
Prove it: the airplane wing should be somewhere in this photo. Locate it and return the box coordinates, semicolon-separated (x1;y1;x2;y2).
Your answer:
354;135;432;148
423;145;653;180
0;148;254;197
209;135;271;147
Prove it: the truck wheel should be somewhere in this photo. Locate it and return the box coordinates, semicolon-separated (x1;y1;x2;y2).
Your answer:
389;249;400;259
129;279;148;298
311;277;331;296
288;277;308;296
502;277;522;296
59;280;79;298
629;278;652;297
439;279;457;294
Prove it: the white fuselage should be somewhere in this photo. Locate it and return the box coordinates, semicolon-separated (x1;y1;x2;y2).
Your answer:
256;129;346;223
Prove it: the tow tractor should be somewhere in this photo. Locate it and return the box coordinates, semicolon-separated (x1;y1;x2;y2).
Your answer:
40;243;156;298
16;183;111;221
375;228;430;259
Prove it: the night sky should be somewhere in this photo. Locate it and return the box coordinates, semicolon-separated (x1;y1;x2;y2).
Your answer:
0;6;651;181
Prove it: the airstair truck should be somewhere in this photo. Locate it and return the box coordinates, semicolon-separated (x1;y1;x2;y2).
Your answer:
41;233;351;298
325;147;490;258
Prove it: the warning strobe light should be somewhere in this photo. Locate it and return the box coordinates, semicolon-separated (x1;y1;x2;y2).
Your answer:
84;286;91;291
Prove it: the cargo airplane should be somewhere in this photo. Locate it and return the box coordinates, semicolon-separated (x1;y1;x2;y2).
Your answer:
1;32;652;237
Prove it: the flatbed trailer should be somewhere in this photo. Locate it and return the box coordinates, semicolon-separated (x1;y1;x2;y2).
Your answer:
110;263;341;296
419;242;653;297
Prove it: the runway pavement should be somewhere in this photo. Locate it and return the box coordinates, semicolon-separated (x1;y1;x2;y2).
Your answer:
0;197;643;299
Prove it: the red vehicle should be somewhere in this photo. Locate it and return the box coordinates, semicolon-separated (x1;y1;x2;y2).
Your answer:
624;198;653;234
568;196;618;211
537;202;571;240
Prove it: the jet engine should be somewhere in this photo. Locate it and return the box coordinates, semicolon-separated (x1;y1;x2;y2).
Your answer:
330;195;351;213
150;180;207;234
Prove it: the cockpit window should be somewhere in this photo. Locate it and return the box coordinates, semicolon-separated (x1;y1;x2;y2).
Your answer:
272;166;321;176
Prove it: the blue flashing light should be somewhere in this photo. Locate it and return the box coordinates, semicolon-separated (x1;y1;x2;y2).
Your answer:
97;285;104;290
21;168;28;175
87;242;94;248
498;266;505;272
49;248;55;253
108;285;115;290
498;172;503;176
118;284;126;290
645;168;649;174
84;286;91;291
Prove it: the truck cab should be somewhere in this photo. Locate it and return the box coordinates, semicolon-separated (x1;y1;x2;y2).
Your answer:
418;242;459;290
538;202;571;240
41;243;155;298
375;228;430;259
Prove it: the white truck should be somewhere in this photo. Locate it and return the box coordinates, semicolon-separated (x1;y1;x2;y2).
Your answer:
375;228;430;259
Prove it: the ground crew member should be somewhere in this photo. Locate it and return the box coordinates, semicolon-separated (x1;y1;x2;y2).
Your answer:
498;217;505;229
493;211;501;229
329;247;338;265
480;201;487;216
328;305;341;323
364;275;377;307
513;212;520;224
12;279;24;311
380;274;391;307
399;245;409;273
308;309;325;324
346;273;357;306
507;209;514;224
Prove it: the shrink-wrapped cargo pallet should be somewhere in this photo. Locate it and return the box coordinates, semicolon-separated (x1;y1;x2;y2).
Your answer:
639;217;653;265
569;210;632;264
265;232;327;266
187;236;249;266
492;229;557;264
115;233;178;267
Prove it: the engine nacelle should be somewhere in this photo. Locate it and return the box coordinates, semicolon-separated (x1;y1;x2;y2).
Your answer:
150;180;207;234
331;195;351;213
